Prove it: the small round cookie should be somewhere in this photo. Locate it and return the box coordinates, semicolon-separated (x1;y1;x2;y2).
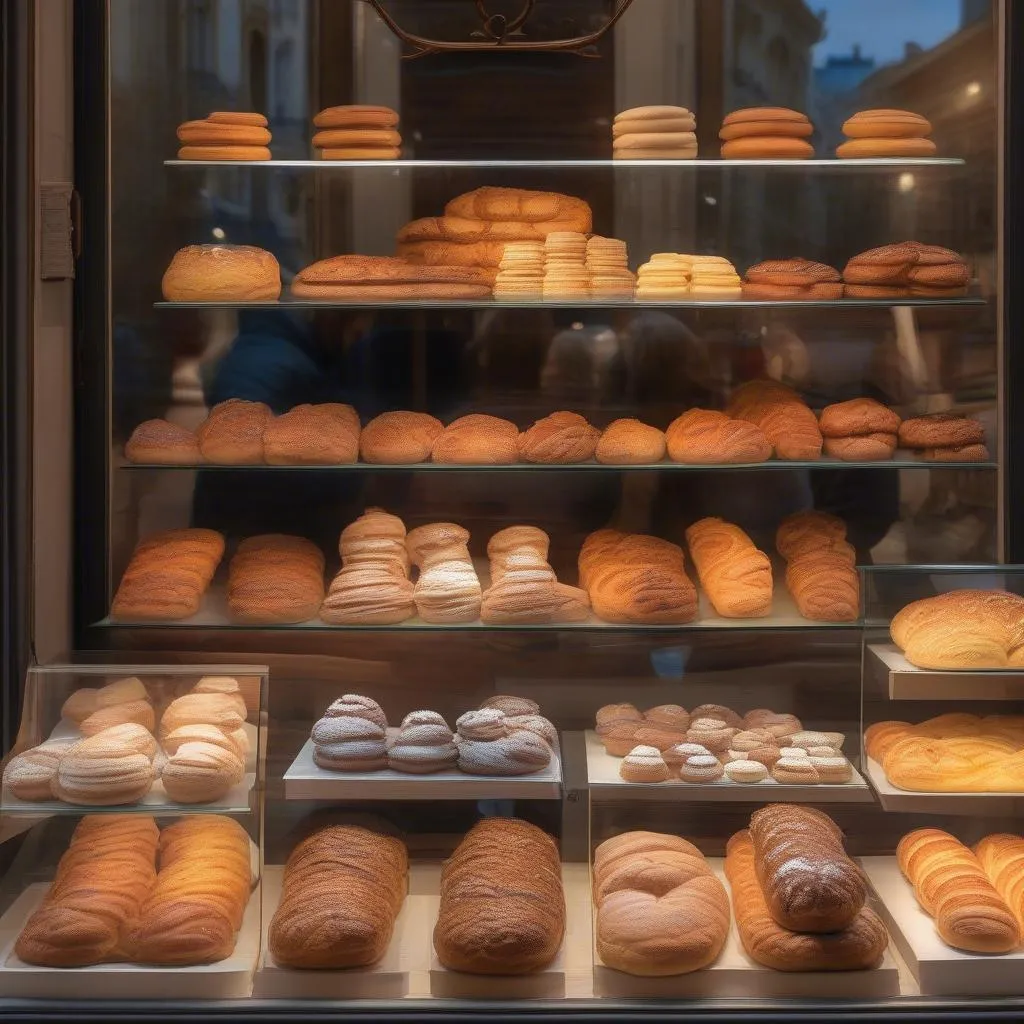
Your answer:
178;145;271;161
721;137;814;160
613;147;697;160
323;695;387;728
613;116;696;136
313;105;399;130
720;107;813;138
319;147;401;160
619;744;671;783
313;129;402;149
837;137;937;159
810;756;853;783
679;754;724;783
663;742;711;769
772;758;820;784
613;132;697;150
724;759;769;784
208;111;269;127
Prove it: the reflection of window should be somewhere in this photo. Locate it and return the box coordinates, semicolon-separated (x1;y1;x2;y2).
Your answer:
187;0;215;71
273;40;295;119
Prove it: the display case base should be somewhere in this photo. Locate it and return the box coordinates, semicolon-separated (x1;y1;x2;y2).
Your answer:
869;644;1024;700
864;756;1024;814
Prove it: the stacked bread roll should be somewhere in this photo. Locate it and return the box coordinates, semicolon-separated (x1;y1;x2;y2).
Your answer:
685;517;773;618
690;256;743;297
898;828;1020;953
543;232;590;300
838;110;935;159
597;702;850;786
818;398;901;461
455;706;554;776
482;525;590;625
842;242;970;299
594;832;729;976
579;529;697;624
742;258;843;300
776;510;859;622
388;710;459;774
866;713;1024;792
292;254;492;301
227;534;325;624
434;819;565;975
725;806;888;971
720;107;814;160
726;380;824;460
360;411;443;464
111;528;224;622
891;590;1024;669
635;253;691;299
176;112;271;161
493;241;545;299
311;694;389;772
161;244;281;302
666;409;771;464
321;510;416;625
595;419;667;465
312;105;401;160
898;412;989;462
519;411;600;464
269;825;408;968
586;236;635;298
398;187;593;283
16;814;251;966
432;414;520;465
613;106;697;159
406;522;482;623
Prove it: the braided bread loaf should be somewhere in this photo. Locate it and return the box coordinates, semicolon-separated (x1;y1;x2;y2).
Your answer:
897;828;1019;953
593;832;729;976
974;833;1024;932
776;511;859;622
685;517;772;618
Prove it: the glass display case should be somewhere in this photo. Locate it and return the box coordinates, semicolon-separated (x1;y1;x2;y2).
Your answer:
3;0;1023;1017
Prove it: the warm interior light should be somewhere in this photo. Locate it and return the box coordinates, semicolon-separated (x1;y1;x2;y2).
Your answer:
966;81;982;97
212;226;226;240
898;173;916;193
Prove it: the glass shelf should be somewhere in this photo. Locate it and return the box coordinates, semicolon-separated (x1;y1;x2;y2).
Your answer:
121;458;998;472
154;295;986;311
164;157;967;169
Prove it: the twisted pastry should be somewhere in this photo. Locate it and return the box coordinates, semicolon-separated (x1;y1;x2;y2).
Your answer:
685;517;772;618
776;511;859;622
406;522;482;623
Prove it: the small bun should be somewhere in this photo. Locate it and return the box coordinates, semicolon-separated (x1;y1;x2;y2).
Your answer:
596;419;667;465
432;415;519;465
161;244;281;301
360;411;443;464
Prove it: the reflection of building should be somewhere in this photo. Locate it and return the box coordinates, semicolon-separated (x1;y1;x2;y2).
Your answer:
810;46;876;158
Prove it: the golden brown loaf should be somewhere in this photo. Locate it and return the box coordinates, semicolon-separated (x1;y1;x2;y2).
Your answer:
196;399;272;465
434;818;565;975
292;254;492;299
227;533;325;624
15;815;160;966
111;528;224;621
748;805;866;933
161;244;281;301
596;419;667;465
685;517;773;618
579;529;698;625
890;589;1024;669
666;410;771;464
775;510;849;561
128;816;252;964
775;511;859;622
445;187;592;231
897;828;1019;953
593;832;729;976
125;420;203;465
974;833;1024;933
269;825;408;968
360;411;443;464
519;412;600;464
726;381;823;460
432;414;520;465
725;829;888;971
263;404;360;465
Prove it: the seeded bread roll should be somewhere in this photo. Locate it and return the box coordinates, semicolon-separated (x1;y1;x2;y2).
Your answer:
161;244;281;301
519;411;600;464
360;411;443;464
263;404;360;465
596;419;667;465
196;399;272;464
125;420;203;465
432;414;520;465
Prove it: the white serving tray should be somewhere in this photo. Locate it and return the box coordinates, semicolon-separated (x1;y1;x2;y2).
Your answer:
864;756;1024;815
863;856;1024;996
283;735;562;801
868;644;1024;701
593;859;900;998
0;882;260;999
585;731;872;803
1;720;258;814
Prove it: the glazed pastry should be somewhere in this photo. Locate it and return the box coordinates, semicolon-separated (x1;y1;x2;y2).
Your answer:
269;825;408;968
725;829;888;971
593;831;729;976
898;828;1019;953
434;818;564;975
685;517;773;618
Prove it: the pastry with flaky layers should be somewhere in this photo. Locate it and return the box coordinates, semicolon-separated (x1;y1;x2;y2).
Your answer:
406;522;482;623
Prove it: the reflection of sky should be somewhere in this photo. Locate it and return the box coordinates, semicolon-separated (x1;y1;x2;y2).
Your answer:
812;0;961;66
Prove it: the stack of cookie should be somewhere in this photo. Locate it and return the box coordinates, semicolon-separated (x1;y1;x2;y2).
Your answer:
635;254;691;299
493;242;545;299
585;236;634;298
838;109;936;159
720;107;814;160
176;112;271;161
742;258;843;300
542;232;590;300
818;398;902;461
689;256;742;298
312;105;401;159
612;105;697;160
898;413;990;462
842;242;970;299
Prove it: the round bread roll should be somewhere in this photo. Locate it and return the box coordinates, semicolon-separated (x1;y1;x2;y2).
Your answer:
432;414;519;465
360;411;443;464
519;412;600;464
125;420;203;465
161;244;281;302
596;419;667;465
